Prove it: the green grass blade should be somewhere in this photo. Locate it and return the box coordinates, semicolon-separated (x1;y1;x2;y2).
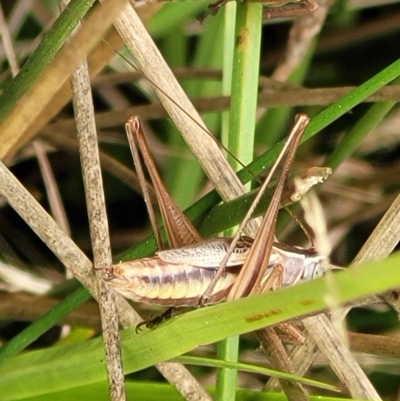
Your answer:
175;355;338;392
148;2;208;39
228;2;262;169
0;0;96;121
217;3;262;399
7;380;347;401
0;286;91;364
325;100;397;169
2;252;400;400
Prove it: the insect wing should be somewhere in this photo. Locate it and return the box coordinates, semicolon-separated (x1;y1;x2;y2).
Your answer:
157;237;251;268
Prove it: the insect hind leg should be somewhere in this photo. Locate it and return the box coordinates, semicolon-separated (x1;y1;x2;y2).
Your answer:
259;264;284;293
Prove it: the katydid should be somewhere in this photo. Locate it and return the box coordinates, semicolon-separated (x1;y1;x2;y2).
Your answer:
101;115;329;309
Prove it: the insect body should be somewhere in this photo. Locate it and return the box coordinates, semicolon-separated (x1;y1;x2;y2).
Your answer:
104;237;327;306
107;115;330;309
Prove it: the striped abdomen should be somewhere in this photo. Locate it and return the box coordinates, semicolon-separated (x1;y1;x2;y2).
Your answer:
105;256;240;306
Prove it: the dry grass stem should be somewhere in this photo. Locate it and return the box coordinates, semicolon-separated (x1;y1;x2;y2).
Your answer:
34;83;400;144
0;162;96;290
257;328;308;400
70;55;125;399
264;335;319;392
20;8;158;148
0;0;130;159
17;28;125;150
302;315;380;399
350;191;400;311
353;191;400;265
348;332;400;358
33;140;71;236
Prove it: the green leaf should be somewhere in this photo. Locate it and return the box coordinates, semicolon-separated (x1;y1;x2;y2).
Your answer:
2;252;400;400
